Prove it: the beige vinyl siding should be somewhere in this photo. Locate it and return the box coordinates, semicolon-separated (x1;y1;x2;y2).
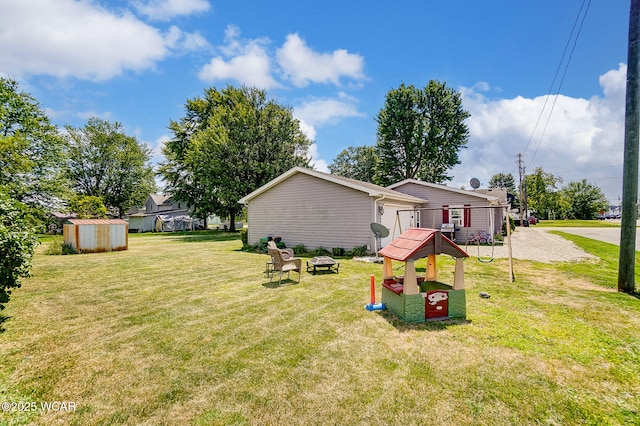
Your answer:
393;183;497;235
247;173;375;250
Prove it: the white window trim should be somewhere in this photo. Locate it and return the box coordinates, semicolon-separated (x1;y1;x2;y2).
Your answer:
449;205;465;227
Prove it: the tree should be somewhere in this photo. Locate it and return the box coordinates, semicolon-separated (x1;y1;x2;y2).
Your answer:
0;78;68;208
65;118;156;218
159;85;312;231
328;145;377;183
374;81;470;186
523;167;562;220
560;179;608;220
67;195;107;219
0;189;38;313
489;173;516;193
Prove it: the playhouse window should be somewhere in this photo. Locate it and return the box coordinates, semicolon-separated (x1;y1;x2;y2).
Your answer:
449;207;464;227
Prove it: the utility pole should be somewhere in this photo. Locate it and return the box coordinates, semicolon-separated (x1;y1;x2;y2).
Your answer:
517;153;526;225
619;0;640;293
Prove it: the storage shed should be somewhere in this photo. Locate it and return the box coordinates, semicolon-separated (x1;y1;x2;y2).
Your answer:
63;219;128;253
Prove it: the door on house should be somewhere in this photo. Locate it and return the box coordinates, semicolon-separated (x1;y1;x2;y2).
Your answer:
425;290;449;319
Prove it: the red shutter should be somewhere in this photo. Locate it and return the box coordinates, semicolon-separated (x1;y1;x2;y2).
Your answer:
464;204;471;227
442;205;449;223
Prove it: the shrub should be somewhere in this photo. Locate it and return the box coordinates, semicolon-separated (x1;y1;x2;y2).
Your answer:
0;191;39;311
44;238;63;255
349;245;369;257
292;244;308;255
310;246;331;257
240;229;248;246
332;247;345;257
62;242;77;255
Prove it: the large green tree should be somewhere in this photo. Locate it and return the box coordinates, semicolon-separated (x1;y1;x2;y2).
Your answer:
65;118;156;218
0;189;38;313
159;85;311;231
523;167;562;220
374;81;470;186
560;179;608;220
0;78;68;208
328;145;377;183
489;173;516;193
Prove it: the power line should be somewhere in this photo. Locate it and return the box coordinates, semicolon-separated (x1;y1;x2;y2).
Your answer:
508;0;592;180
528;0;592;166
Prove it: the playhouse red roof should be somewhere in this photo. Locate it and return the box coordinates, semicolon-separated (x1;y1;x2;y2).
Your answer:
378;228;469;261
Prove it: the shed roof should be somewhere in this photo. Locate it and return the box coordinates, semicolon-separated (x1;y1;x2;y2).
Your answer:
65;219;128;225
238;167;427;205
378;227;469;261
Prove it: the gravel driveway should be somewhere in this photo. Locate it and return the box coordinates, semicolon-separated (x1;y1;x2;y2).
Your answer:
474;227;598;263
474;223;640;262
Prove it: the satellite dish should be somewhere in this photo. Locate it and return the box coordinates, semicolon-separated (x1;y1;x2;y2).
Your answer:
370;223;390;257
470;177;481;189
370;222;389;238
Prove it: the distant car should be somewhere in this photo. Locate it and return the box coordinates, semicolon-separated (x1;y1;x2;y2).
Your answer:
595;213;606;220
528;216;537;225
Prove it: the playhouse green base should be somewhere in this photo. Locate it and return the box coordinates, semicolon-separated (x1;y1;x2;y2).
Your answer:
382;281;466;323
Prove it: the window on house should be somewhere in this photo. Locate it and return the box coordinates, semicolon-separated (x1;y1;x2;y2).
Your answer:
450;206;464;227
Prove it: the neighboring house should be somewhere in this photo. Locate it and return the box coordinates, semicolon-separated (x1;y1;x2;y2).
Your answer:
238;167;426;251
239;167;508;251
388;179;505;243
48;212;77;234
127;194;202;232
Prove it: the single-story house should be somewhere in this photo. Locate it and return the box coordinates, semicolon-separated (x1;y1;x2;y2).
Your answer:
239;167;508;251
238;167;426;251
387;180;505;244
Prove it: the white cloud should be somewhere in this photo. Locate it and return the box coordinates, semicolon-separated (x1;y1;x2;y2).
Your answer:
133;0;210;21
294;93;363;126
276;33;366;87
307;143;329;172
451;64;627;202
293;93;363;142
0;0;206;81
198;25;279;89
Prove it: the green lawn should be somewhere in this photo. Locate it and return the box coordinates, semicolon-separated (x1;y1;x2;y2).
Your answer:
536;219;623;228
1;231;639;425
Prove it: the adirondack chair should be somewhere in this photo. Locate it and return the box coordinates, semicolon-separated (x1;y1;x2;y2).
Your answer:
268;248;302;284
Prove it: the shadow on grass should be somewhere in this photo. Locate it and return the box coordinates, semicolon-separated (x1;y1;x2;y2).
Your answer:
0;315;9;333
261;279;300;289
377;310;471;332
166;230;242;243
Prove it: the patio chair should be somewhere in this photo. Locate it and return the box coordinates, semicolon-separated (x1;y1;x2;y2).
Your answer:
267;240;294;259
268;248;302;285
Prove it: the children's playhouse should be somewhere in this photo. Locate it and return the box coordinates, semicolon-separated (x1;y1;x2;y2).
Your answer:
377;228;469;322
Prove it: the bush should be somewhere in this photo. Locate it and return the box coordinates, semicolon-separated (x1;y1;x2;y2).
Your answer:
46;238;78;255
0;192;39;311
332;247;345;257
310;246;331;257
292;244;308;255
240;229;248;246
349;245;369;257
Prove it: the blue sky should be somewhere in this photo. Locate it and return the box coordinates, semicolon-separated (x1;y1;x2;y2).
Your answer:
0;0;631;203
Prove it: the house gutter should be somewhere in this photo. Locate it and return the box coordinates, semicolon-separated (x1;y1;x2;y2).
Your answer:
374;194;386;223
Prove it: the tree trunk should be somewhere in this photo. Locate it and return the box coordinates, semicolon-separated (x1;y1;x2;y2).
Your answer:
229;209;236;232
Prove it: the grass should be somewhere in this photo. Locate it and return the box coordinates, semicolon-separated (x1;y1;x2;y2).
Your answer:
536;219;623;228
1;231;639;425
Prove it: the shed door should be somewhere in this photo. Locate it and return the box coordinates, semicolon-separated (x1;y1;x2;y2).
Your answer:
425;290;449;318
